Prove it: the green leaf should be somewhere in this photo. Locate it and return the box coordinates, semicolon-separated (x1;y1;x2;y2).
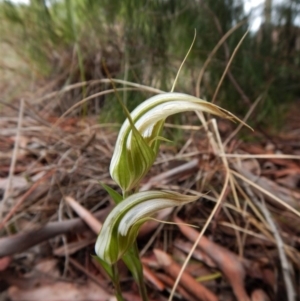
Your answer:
92;255;113;278
100;182;123;204
122;247;142;283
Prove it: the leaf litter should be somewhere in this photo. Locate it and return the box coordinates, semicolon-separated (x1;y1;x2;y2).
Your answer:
0;86;300;301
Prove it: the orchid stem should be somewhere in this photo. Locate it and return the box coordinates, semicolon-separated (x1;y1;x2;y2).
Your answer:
132;242;149;301
112;263;125;301
121;189;149;301
122;243;149;301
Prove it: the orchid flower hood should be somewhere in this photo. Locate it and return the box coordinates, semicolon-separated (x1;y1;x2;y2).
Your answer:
110;92;237;192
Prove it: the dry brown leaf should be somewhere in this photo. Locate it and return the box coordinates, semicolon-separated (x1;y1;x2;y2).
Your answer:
0;170;55;230
155;272;198;301
0;256;11;271
0;176;28;190
251;289;270;301
34;259;60;278
276;173;300;189
175;217;250;301
174;240;216;268
65;196;102;234
8;280;112;301
141;256;161;270
154;249;218;301
142;264;165;291
261;267;276;289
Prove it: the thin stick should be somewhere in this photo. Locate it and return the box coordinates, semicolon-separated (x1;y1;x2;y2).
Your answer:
1;99;25;218
196;21;245;98
58;200;69;278
223;95;262;146
211;30;249;104
231;170;300;218
69;257;106;288
221;154;300;160
204;4;251;106
169;171;230;301
170;30;196;92
34;78;164;103
52;88;139;130
212;118;243;255
245;188;296;301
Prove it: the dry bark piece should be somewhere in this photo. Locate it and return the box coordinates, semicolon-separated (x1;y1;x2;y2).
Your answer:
175;217;250;301
154;249;218;301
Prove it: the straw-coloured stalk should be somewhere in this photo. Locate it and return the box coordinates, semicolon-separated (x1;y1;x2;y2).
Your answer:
110;92;240;193
95;190;198;265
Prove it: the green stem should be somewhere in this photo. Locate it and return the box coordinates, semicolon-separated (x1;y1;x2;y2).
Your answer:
121;189;148;300
132;242;149;301
112;263;125;301
122;243;149;301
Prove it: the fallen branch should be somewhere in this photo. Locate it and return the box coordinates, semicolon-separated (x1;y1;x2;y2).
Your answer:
0;207;112;258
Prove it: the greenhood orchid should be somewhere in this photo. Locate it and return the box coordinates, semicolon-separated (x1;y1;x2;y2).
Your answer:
110;92;239;193
95;190;198;265
95;31;252;300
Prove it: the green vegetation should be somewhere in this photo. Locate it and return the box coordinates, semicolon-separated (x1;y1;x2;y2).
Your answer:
1;0;300;126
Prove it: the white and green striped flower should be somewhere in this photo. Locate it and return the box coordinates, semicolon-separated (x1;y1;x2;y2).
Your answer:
95;190;197;265
110;92;238;192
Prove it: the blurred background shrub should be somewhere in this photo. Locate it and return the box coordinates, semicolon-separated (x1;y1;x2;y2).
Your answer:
0;0;299;127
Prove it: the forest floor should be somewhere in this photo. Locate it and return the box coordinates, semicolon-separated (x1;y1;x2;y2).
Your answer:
0;93;300;301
